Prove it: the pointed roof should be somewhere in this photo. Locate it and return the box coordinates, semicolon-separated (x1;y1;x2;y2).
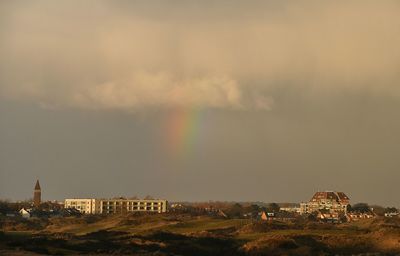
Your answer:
336;192;350;201
34;180;41;190
310;191;350;203
310;191;339;202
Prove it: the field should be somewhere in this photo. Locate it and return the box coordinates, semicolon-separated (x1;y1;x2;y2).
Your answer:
1;214;400;255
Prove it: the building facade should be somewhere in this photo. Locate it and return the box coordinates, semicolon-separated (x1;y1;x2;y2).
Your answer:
64;198;167;214
64;199;101;214
100;199;167;214
300;191;350;214
33;180;41;208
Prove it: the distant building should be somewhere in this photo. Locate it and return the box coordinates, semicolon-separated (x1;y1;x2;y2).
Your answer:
346;212;375;221
64;198;167;214
260;211;297;221
100;198;167;214
19;208;31;219
64;199;100;214
260;211;268;220
300;191;350;214
384;212;399;218
317;212;340;223
33;180;41;208
280;206;301;213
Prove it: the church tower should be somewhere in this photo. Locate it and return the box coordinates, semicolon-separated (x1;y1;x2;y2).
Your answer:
33;180;41;208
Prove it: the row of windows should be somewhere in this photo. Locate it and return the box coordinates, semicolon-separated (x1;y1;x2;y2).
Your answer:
67;200;163;204
102;206;161;210
67;202;91;205
67;203;91;207
101;202;162;205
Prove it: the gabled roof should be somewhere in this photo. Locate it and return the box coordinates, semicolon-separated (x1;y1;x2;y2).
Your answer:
19;208;31;213
336;192;350;201
310;191;349;203
35;180;41;190
311;191;339;201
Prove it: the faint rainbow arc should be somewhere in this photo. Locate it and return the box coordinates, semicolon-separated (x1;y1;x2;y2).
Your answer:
165;107;204;159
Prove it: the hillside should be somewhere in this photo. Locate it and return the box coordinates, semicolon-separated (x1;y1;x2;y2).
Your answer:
1;214;400;255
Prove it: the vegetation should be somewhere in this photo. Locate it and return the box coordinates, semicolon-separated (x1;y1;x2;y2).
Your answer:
350;203;371;213
1;212;400;255
0;200;63;216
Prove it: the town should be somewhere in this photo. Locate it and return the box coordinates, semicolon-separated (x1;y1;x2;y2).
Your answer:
2;180;398;223
1;180;400;255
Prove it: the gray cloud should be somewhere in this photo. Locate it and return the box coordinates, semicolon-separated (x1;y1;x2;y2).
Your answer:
1;1;400;110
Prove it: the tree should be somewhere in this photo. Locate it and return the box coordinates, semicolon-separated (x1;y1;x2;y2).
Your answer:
307;212;318;221
266;203;280;213
351;203;370;213
385;207;398;213
0;200;12;214
39;201;63;211
243;204;261;218
227;203;244;218
369;205;385;216
0;200;31;214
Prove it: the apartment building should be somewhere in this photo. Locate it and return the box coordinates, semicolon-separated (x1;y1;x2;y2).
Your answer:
300;191;350;214
64;199;101;214
64;198;167;214
100;199;167;214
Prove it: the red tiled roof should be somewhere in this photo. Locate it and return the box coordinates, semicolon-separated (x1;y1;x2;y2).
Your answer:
337;192;350;201
310;191;349;203
311;191;338;201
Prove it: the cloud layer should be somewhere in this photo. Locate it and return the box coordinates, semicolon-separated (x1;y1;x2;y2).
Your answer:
73;72;243;110
1;0;400;110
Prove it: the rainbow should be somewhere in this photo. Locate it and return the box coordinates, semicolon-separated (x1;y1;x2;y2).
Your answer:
165;107;204;159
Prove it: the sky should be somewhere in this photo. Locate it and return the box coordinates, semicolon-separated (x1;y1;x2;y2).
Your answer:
1;0;400;206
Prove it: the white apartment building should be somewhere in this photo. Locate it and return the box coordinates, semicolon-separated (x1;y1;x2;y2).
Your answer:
100;199;167;214
64;198;167;214
64;199;101;214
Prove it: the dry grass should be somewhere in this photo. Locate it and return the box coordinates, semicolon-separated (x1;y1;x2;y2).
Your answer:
1;214;400;255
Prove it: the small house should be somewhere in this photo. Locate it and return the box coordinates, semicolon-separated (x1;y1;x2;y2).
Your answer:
19;208;31;219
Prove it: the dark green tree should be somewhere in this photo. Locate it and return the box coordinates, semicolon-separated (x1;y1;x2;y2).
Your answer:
227;203;244;218
351;203;370;213
266;203;280;213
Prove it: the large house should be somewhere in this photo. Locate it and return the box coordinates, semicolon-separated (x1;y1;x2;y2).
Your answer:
65;198;167;214
300;191;350;214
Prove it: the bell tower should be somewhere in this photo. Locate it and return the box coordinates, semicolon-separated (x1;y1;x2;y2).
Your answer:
33;180;41;208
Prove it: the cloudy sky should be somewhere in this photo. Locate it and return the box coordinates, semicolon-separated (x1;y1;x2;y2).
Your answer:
1;0;400;206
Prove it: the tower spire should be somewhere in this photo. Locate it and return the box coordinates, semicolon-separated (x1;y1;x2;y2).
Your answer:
35;180;41;190
34;179;41;208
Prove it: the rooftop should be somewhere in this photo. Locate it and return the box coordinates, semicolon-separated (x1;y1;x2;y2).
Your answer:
34;180;41;190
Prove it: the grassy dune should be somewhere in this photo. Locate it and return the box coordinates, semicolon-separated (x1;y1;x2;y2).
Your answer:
1;214;400;255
